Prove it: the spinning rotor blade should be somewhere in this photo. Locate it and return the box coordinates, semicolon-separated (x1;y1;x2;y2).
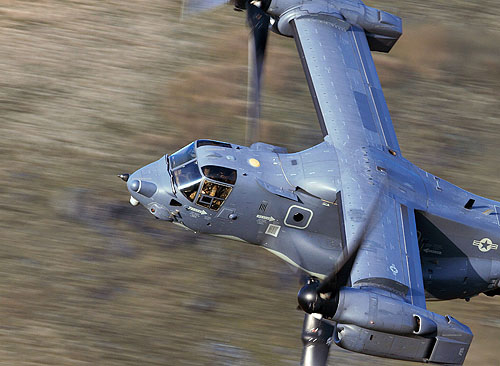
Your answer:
316;221;369;295
180;0;270;144
318;179;388;295
246;1;269;144
297;186;387;365
318;192;385;294
300;313;334;366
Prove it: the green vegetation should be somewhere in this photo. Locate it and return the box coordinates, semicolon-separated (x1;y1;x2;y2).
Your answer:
0;1;499;365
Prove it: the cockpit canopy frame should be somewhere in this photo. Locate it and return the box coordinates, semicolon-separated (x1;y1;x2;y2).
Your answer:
168;141;237;210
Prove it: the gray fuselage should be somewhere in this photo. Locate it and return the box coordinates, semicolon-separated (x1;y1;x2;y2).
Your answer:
127;139;500;301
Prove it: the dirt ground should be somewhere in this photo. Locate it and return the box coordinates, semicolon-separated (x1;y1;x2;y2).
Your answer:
1;0;499;365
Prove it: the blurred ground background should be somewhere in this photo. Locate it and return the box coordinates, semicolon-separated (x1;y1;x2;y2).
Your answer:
1;0;499;365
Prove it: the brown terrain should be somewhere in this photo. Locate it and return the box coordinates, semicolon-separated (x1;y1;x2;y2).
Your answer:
1;0;499;365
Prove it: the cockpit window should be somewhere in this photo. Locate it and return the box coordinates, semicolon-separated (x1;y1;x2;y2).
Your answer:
196;180;232;211
168;143;236;208
202;165;237;185
196;140;232;149
172;161;202;202
169;142;196;169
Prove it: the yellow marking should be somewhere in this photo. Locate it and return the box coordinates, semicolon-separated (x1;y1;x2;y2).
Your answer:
248;158;261;168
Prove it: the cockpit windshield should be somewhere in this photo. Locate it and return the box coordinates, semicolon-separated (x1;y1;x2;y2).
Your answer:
172;161;202;202
169;142;196;170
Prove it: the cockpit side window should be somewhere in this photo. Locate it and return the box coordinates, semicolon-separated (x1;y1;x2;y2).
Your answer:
202;165;237;185
196;140;232;149
196;180;232;211
169;142;196;169
172;161;202;202
181;182;200;202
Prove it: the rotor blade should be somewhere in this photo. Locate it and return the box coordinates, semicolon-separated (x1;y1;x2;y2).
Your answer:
246;1;269;144
300;313;334;366
181;0;228;19
317;178;389;295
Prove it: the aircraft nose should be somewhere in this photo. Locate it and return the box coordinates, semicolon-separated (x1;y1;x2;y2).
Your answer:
128;179;157;198
121;156;175;220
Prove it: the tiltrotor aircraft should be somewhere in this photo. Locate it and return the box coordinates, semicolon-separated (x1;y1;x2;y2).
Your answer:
119;0;500;364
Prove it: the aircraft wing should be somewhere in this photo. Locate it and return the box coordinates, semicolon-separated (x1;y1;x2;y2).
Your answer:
291;13;426;307
291;13;400;153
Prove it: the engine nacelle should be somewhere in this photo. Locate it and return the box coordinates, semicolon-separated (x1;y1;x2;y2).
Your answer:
330;287;473;365
339;1;402;52
272;0;402;52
